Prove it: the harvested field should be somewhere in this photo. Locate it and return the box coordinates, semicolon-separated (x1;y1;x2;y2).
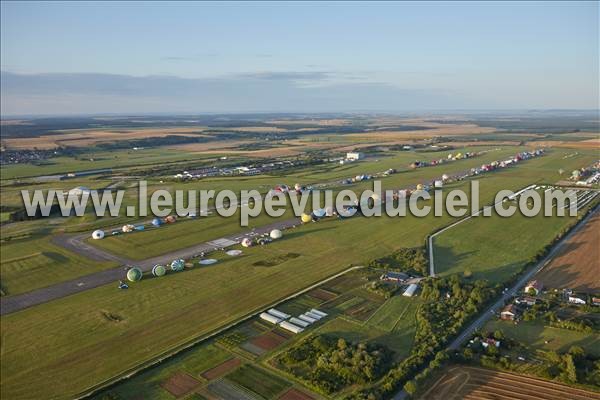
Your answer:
536;211;600;292
226;364;292;399
306;288;338;302
419;366;600;400
278;388;316;400
201;358;241;380
3;127;210;149
160;371;201;398
250;331;288;351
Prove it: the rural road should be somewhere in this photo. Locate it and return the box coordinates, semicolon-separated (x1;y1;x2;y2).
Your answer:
446;205;599;350
392;204;599;400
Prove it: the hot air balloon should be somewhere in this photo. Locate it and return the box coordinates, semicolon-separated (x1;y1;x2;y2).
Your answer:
558;168;564;175
434;180;443;188
572;170;581;178
164;215;176;224
447;154;453;159
122;224;135;233
151;218;162;227
301;213;312;223
441;174;449;181
313;209;326;218
270;229;283;239
325;206;334;217
416;184;424;191
226;249;242;256
127;267;143;282
294;183;301;191
152;265;166;277
241;238;253;247
170;259;185;272
92;230;105;240
199;258;218;265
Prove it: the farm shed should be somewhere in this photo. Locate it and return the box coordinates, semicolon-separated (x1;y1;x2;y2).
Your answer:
289;317;310;327
380;271;409;282
306;311;323;320
403;283;418;297
298;314;317;324
259;312;282;325
278;321;304;334
267;309;290;320
310;309;328;318
568;296;586;305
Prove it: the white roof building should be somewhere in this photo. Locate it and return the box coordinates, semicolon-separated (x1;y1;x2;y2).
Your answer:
403;283;419;297
259;312;282;324
278;321;304;334
346;152;364;161
267;308;290;320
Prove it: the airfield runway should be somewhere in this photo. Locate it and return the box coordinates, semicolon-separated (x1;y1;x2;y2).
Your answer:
0;218;299;316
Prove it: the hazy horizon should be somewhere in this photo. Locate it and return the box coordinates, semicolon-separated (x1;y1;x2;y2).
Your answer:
1;1;598;115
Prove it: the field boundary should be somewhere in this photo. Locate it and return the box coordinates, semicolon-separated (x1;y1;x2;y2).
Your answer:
76;265;365;399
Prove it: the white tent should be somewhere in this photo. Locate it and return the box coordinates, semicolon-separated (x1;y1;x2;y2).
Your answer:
259;312;282;324
268;308;290;319
289;317;310;327
278;321;304;334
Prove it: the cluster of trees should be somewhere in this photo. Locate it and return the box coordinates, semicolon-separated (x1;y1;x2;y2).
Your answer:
365;281;398;299
348;276;497;399
369;247;428;277
277;335;393;394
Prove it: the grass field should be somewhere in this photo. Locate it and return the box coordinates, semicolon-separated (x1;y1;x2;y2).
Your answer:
1;147;598;398
485;319;600;357
366;294;421;333
226;364;292;399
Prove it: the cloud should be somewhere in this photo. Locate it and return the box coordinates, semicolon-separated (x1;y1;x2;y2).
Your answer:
0;70;456;115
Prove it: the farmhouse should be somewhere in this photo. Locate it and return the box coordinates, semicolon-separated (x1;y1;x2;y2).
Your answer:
380;271;409;283
500;304;519;321
524;280;543;295
346;152;364;161
592;297;600;307
515;296;536;306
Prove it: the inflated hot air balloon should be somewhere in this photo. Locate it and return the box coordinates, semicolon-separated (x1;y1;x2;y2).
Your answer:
92;230;105;240
164;215;176;224
151;218;162;227
270;229;283;239
241;238;253;247
313;209;326;218
434;180;443;188
199;258;218;265
226;249;242;256
127;267;143;282
301;213;312;223
416;183;424;191
325;207;334;217
572;170;581;178
294;183;301;191
441;174;449;181
170;259;185;272
122;224;135;233
152;264;166;277
447;154;453;159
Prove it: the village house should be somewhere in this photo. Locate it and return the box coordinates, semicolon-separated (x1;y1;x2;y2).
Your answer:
524;280;543;296
500;304;519;321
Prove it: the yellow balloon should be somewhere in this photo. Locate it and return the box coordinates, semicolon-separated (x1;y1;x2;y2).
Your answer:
301;213;312;223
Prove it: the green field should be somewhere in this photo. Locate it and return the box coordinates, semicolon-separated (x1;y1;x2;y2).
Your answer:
485;319;600;357
367;294;421;332
226;364;292;399
1;146;598;399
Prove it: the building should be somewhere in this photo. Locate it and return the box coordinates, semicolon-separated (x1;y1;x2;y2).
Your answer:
592;297;600;307
346;152;364;161
524;280;543;295
568;296;586;305
259;312;282;325
515;296;536;306
403;283;418;297
278;321;304;334
500;304;518;321
380;271;409;283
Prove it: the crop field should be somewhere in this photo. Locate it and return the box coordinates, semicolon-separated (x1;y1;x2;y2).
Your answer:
226;364;292;399
536;211;600;292
419;365;600;400
485;319;600;357
366;294;421;332
1;145;598;399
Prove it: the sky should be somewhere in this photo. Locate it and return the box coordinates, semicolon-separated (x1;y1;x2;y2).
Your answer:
1;1;598;115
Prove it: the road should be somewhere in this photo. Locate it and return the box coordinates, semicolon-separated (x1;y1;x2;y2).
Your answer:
392;205;599;400
0;217;300;316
